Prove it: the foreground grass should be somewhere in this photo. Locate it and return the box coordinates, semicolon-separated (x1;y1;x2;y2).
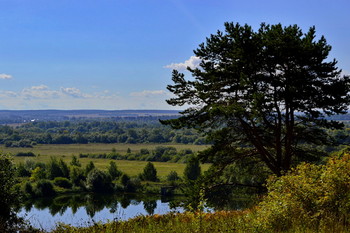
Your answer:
50;210;350;233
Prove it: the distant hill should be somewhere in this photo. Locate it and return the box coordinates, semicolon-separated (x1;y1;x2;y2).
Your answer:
0;109;349;125
0;110;181;124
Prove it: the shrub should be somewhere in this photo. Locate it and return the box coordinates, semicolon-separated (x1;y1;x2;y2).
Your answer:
16;163;31;177
140;162;158;182
85;161;95;176
254;153;350;231
46;157;64;179
108;161;122;180
0;154;26;232
34;180;56;197
167;171;180;181
54;177;72;189
85;169;113;193
22;182;34;198
70;155;81;167
69;166;85;187
30;167;46;182
14;152;36;157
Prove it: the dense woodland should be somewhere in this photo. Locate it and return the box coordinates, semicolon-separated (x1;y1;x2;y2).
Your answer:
0;118;206;147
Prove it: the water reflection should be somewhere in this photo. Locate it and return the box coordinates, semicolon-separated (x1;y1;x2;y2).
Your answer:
17;193;183;231
17;193;254;231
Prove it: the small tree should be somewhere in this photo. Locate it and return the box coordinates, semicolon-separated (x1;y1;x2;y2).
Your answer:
108;161;122;180
46;157;64;179
184;157;201;181
141;162;158;182
85;161;95;176
70;155;81;167
167;171;180;181
85;169;113;193
0;154;25;232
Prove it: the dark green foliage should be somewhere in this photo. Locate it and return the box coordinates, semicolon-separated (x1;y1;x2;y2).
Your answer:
14;151;35;157
162;22;350;178
119;174;141;192
120;174;130;187
108;161;122;180
85;169;113;193
33;180;56;197
0;118;204;145
167;171;180;181
141;162;158;182
16;162;31;177
58;158;69;178
184;157;201;181
46;157;64;179
69;165;85;187
0;154;26;232
70;155;81;167
85;161;95;176
22;181;34;198
54;177;73;189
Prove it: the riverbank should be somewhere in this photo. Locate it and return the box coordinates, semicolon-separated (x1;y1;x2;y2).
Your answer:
49;209;350;233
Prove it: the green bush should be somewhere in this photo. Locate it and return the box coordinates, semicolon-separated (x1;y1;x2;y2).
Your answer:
140;162;158;182
54;177;72;189
85;169;113;193
34;180;56;197
14;152;36;157
167;171;180;181
69;165;85;187
108;161;122;180
254;153;350;231
22;181;35;198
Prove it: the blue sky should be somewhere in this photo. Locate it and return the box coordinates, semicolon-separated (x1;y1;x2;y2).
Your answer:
0;0;349;110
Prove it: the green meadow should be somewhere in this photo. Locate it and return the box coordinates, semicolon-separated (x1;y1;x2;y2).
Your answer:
4;143;209;178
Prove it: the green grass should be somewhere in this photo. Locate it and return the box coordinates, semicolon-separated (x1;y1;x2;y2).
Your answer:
5;143;210;178
1;143;208;156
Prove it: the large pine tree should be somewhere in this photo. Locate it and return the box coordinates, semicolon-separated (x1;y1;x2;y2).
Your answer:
162;22;350;177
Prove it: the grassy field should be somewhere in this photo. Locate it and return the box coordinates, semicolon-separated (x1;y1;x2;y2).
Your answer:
4;143;210;178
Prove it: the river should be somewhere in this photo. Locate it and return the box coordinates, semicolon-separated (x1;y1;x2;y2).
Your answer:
17;193;253;231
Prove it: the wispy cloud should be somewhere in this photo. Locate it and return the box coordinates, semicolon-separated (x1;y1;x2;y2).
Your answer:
0;73;13;79
0;86;174;110
130;90;167;97
164;56;201;71
60;87;90;98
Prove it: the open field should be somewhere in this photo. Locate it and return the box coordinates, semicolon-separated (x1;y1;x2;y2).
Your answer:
1;143;208;156
4;143;210;178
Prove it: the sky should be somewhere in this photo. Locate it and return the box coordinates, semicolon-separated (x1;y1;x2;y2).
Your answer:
0;0;349;110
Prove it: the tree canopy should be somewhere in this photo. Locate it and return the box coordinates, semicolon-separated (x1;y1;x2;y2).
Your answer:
162;22;350;177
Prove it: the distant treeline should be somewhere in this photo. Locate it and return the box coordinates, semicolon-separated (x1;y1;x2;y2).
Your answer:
0;119;207;147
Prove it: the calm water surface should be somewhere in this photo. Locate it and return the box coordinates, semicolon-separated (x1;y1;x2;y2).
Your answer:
17;193;253;231
17;193;184;231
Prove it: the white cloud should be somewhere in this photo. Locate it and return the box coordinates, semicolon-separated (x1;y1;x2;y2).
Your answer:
164;56;201;71
0;73;13;79
0;91;18;98
30;85;49;90
130;90;167;97
0;85;175;110
60;87;88;98
22;85;60;99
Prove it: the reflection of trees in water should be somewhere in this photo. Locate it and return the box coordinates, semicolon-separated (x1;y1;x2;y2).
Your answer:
143;200;157;215
120;196;131;209
20;193;187;219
